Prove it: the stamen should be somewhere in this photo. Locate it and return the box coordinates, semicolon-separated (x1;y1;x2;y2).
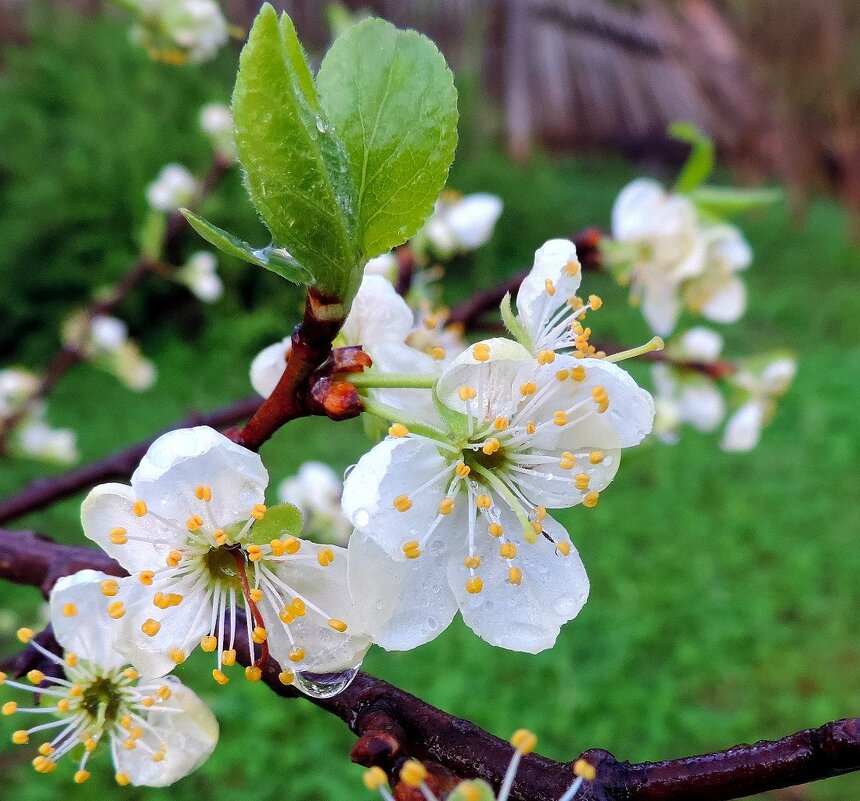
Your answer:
605;335;663;363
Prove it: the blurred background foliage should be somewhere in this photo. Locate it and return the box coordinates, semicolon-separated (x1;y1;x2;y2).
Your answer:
0;5;858;801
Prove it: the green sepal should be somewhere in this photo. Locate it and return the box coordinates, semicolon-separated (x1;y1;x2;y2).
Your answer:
688;185;782;219
248;503;304;544
670;121;715;193
500;291;533;351
432;385;468;438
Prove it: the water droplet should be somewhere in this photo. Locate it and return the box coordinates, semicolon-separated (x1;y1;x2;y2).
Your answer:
374;600;384;610
315;116;326;133
294;664;361;699
354;507;370;528
427;617;439;631
553;596;581;617
343;464;355;480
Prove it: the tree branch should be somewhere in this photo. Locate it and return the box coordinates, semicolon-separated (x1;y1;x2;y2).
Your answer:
0;528;856;801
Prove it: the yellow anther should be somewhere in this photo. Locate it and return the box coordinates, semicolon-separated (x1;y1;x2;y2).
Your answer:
402;540;421;559
247;544;263;562
84;737;98;752
560;452;575;470
569;295;585;311
555;369;570;382
251;503;267;520
565;259;580;276
363;766;389;791
109;527;128;545
526;421;536;435
121;668;140;683
132;500;147;517
537;505;550;521
142;697;155;708
544;277;557;296
573;759;597;781
494;417;509;430
572;321;584;335
455;462;471;477
74;769;91;784
69;684;84;698
538;349;556;365
141;618;161;638
557;541;572;556
278;670;295;686
476;494;492;510
166;550;182;568
520;381;537;396
457;783;486;801
591;386;609;412
245;666;262;682
61;601;78;617
589;450;604;464
186;514;204;532
438;497;455;515
284;536;301;554
317;547;335;567
38;742;54;756
279;608;296;625
499;542;517;559
466;576;483;594
57;699;71;712
291;598;307;617
429;346;447;361
0;671;5;685
33;755;57;773
201;635;217;652
213;529;228;546
488;523;503;538
464;555;482;569
423;314;439;330
115;772;131;786
393;494;413;512
138;570;155;586
2;701;17;715
195;484;212;502
458;385;477;401
583;491;600;508
107;601;126;619
268;539;286;558
400;760;428;788
11;730;28;745
531;521;543;536
511;728;538;754
288;647;305;663
508;566;523;585
571;366;586;381
389;423;409;438
588;294;603;310
221;649;236;667
26;670;44;685
482;437;501;455
120;715;132;729
252;626;268;644
472;343;491;362
554;411;568;426
151;749;166;763
169;648;186;664
212;669;230;685
64;653;78;669
328;619;348;633
123;738;137;750
574;473;590;491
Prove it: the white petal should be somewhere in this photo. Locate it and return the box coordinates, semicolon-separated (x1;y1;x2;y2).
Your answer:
348;523;460;651
49;571;127;671
340;274;413;348
678;382;725;432
261;542;371;673
760;358;797;395
700;275;746;324
436;337;531;419
250;338;290;398
611;178;666;240
448;510;588;653
679;326;723;362
720;401;765;452
116;679;218;786
341;437;452;559
705;224;752;272
516;239;582;344
130;426;268;528
367;341;442;426
641;279;682;336
444;193;503;250
81;484;181;573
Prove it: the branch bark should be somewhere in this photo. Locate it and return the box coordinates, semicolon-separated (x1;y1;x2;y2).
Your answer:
0;528;856;801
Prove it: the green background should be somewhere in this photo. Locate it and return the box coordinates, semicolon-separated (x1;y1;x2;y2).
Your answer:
0;10;857;801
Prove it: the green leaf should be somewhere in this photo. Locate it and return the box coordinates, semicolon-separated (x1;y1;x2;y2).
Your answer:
182;209;313;284
447;781;495;801
689;185;782;219
500;291;533;351
670;121;715;193
232;5;359;299
249;503;304;544
316;17;458;260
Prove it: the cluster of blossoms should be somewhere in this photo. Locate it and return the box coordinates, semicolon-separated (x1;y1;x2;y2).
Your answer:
606;178;752;337
0;368;77;463
363;729;596;801
124;0;229;65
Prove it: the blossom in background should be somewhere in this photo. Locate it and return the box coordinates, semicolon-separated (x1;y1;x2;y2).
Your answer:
0;368;38;419
343;324;654;652
721;356;797;452
129;0;229;65
278;462;351;546
363;730;595;801
416;191;503;260
145;164;197;213
610;178;706;336
363;252;398;282
199;103;235;160
81;426;369;690
15;420;79;464
176;251;223;302
3;571;217;786
249;335;292;399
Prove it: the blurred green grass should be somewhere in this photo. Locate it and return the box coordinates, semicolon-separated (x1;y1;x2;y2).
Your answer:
1;10;859;801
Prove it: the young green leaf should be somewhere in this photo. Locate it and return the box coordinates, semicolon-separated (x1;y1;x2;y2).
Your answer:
316;18;458;260
670;121;715;193
232;5;359;299
248;503;304;544
689;185;782;218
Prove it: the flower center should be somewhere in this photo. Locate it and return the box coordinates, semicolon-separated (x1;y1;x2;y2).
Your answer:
203;545;243;590
464;444;507;473
80;675;124;724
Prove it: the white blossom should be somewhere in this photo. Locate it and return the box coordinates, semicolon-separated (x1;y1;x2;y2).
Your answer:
249;336;291;399
130;0;228;65
278;462;351;546
343;337;654;653
651;363;725;444
81;427;369;692
420;192;503;259
677;326;724;363
177;251;223;302
2;571;217;786
0;368;39;419
199;103;235;159
363;252;398;281
16;420;79;464
145;164;197;213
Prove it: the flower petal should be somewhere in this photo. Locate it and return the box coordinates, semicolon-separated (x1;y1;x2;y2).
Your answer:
444;193;503;250
250;337;290;398
340;274;414;348
699;275;746;324
367;341;443;425
642;279;682;336
720;400;765;452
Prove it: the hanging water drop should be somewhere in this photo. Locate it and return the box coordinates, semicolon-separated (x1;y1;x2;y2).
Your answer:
293;664;361;699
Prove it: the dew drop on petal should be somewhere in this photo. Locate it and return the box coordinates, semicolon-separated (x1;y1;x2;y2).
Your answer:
293;665;361;699
553;596;581;617
354;508;370;528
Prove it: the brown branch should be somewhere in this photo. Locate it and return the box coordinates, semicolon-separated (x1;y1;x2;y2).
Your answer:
0;527;856;801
